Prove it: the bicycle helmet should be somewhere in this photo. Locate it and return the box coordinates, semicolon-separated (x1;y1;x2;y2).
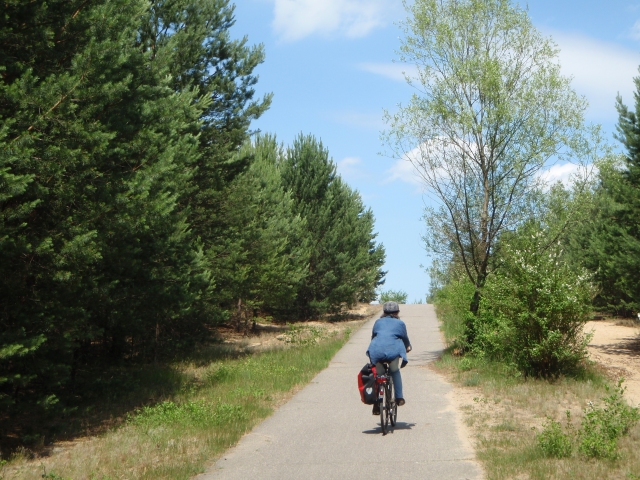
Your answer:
382;301;400;314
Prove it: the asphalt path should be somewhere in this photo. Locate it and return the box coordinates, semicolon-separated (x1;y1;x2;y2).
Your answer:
195;304;482;479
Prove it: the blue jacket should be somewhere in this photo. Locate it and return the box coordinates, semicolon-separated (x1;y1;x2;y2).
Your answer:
366;316;412;367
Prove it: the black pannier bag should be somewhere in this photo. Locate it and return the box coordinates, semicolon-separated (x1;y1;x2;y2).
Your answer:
357;363;378;405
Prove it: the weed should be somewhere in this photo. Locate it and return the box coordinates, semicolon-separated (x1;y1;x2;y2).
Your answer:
232;387;267;399
537;416;573;458
40;467;70;479
282;325;325;346
463;373;480;387
344;327;352;339
493;421;518;432
533;381;640;460
459;357;474;371
205;364;234;385
579;380;640;459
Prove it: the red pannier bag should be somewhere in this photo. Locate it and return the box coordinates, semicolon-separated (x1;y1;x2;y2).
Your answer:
358;363;378;405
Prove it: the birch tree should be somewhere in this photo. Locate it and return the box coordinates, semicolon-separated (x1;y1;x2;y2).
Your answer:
385;0;587;314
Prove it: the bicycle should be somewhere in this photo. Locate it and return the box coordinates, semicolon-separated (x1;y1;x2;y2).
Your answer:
375;362;397;435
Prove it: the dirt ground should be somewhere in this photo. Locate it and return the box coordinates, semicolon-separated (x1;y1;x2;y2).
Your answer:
585;319;640;405
439;318;640;473
218;303;380;351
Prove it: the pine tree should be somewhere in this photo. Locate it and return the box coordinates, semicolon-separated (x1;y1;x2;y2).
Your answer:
205;134;309;329
574;163;640;316
140;0;272;320
281;134;385;316
569;78;640;316
0;0;203;409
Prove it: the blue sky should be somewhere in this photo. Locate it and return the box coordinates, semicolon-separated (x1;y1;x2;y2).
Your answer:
231;0;640;302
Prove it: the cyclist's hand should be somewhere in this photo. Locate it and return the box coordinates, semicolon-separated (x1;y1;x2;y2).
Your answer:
406;345;412;353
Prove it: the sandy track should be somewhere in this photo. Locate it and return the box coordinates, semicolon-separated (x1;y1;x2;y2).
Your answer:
585;320;640;405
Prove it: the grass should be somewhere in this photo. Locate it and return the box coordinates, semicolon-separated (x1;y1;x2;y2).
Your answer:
1;324;357;480
434;351;640;479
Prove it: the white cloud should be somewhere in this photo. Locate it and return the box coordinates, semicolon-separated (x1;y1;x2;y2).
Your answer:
272;0;398;42
358;62;418;82
537;162;599;189
538;163;582;187
337;156;372;182
550;30;640;121
337;156;362;174
385;157;423;187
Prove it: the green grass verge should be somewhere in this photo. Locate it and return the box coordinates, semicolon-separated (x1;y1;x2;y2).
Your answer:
4;328;354;480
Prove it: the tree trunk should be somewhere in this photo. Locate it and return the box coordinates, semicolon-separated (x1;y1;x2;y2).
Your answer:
154;322;159;365
236;298;243;333
466;269;487;346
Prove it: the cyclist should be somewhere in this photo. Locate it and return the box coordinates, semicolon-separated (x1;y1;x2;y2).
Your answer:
367;301;412;415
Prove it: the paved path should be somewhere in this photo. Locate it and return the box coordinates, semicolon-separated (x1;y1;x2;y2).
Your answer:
196;304;482;479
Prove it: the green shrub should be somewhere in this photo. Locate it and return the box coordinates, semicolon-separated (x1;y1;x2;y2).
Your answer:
538;416;573;458
379;289;408;304
477;229;594;377
282;325;326;345
458;357;474;371
205;364;235;385
432;279;475;346
579;380;640;459
535;380;640;460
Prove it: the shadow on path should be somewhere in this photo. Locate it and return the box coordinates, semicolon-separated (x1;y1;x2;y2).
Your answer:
362;422;417;435
410;350;443;364
590;334;640;358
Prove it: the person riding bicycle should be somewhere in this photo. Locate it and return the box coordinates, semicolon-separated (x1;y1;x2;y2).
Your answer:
367;301;412;415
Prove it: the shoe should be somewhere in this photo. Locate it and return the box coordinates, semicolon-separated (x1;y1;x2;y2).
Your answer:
396;398;405;406
372;404;380;415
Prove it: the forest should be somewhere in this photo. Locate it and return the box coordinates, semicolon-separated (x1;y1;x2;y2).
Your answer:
0;0;385;424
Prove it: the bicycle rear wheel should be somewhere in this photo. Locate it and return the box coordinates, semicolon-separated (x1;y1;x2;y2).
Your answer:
388;377;397;426
379;385;386;435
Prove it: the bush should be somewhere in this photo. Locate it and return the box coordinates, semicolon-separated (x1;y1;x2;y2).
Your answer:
476;229;595;377
379;289;408;304
579;380;640;459
538;416;573;458
535;380;639;460
432;279;475;346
